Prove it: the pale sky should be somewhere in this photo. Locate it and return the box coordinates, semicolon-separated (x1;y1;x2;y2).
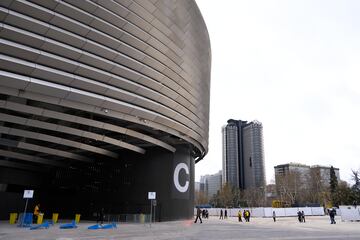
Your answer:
195;0;360;184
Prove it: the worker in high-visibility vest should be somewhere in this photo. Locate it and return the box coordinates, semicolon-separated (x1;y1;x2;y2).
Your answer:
238;210;242;222
33;204;40;223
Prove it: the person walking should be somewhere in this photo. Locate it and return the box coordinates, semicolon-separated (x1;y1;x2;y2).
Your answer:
194;207;202;223
301;211;306;223
297;211;302;222
272;211;276;222
219;209;223;219
224;209;228;219
238;210;242;222
329;208;336;224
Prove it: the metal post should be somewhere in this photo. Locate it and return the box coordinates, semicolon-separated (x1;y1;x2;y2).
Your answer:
149;200;152;228
153;205;156;224
22;198;29;227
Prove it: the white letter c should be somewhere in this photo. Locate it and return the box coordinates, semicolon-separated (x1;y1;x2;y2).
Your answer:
173;163;189;193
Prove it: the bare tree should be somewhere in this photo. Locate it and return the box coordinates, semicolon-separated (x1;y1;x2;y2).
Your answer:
276;171;301;206
352;169;360;190
242;187;266;207
306;168;326;204
218;183;234;207
194;190;209;206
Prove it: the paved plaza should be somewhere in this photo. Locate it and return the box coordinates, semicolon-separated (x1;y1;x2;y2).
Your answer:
1;216;360;240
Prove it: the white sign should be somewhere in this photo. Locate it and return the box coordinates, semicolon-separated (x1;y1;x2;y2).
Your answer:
173;163;189;193
148;192;156;200
23;190;34;199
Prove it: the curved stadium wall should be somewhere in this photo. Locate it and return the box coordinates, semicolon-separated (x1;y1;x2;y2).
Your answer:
0;0;211;221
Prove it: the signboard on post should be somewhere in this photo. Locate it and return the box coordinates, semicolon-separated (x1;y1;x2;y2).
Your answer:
148;192;156;227
21;190;34;227
23;190;34;199
148;192;156;200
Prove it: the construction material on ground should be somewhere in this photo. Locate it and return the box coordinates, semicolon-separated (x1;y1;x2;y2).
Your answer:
88;222;117;230
30;221;50;230
59;221;77;229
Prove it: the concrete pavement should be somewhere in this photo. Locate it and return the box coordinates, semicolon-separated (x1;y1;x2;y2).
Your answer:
0;216;360;240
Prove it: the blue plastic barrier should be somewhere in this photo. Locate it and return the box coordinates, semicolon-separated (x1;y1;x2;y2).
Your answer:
59;220;77;229
88;222;117;230
88;224;102;230
18;213;33;227
102;223;117;229
30;221;50;230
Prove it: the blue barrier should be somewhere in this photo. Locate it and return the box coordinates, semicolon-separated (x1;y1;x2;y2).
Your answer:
88;224;102;230
102;223;117;229
59;220;77;229
18;213;33;227
88;222;117;230
30;221;50;230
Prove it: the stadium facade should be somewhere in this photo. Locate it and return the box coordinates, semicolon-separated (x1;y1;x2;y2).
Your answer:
0;0;211;221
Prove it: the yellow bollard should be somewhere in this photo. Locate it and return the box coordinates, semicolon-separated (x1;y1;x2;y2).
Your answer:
37;213;44;224
139;214;145;224
75;214;81;224
9;213;18;224
52;213;59;224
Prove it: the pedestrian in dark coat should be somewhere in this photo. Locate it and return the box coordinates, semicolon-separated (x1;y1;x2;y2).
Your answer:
329;209;336;224
224;209;228;219
297;211;302;222
219;209;223;219
272;211;276;222
301;211;306;223
194;207;202;223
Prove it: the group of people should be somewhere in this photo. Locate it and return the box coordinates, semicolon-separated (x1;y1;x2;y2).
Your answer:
196;208;253;222
195;207;339;225
219;209;228;219
237;210;251;222
220;209;251;222
297;211;306;223
202;209;209;219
